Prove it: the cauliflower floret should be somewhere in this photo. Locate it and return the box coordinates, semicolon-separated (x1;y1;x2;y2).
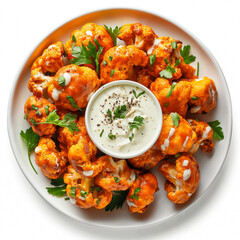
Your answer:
147;37;182;80
24;95;56;137
68;137;104;178
135;67;154;88
159;154;200;204
65;23;114;65
126;172;158;213
64;165;112;209
100;45;148;85
177;57;196;79
31;42;64;73
188;77;217;114
28;67;53;97
95;156;136;191
150;78;191;117
35;138;67;179
128;145;165;170
156;114;197;155
118;23;158;52
48;65;100;110
187;119;214;153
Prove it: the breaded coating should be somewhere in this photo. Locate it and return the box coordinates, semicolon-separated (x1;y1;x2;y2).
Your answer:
31;42;64;73
48;65;100;110
156;114;197;155
65;23;114;63
128;145;165;170
126;172;158;213
35;138;67;179
24;95;56;137
118;23;157;52
150;78;191;117
68;138;103;178
147;36;182;80
187;119;214;153
95;156;136;191
28;67;53;97
189;77;217;114
159;154;200;204
64;165;112;209
135;67;155;88
100;45;148;85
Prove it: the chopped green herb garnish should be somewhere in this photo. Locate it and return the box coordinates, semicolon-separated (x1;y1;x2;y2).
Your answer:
171;41;177;49
114;177;120;183
191;96;199;101
24;114;27;120
171;112;180;127
66;95;81;111
114;105;127;119
96;197;102;205
109;56;113;61
62;44;68;57
163;102;169;107
57;75;66;87
44;106;50;115
149;54;156;67
110;69;115;77
31;104;38;110
20;127;40;174
80;189;88;198
30;118;37;126
103;60;107;66
130;187;141;200
129;116;144;130
132;89;145;99
208;120;224;141
36;110;41;116
107;109;113;121
108;133;116;140
197;62;199;77
100;129;104;137
129;133;134;142
46;178;67;197
69;187;76;198
160;65;176;79
175;59;181;66
65;197;70;200
164;58;168;65
180;45;196;64
175;153;181;158
105;190;129;211
104;25;121;46
166;82;177;98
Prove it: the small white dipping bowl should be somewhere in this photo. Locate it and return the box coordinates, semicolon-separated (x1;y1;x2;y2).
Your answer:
85;80;162;159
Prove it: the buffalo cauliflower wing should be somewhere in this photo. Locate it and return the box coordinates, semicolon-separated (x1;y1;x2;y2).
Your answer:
48;65;100;110
126;172;158;213
24;95;56;137
100;45;148;85
159;154;200;204
189;77;217;114
64;165;112;209
95;156;136;191
150;78;191;117
156;114;197;155
35;138;67;179
118;23;157;52
128;145;165;170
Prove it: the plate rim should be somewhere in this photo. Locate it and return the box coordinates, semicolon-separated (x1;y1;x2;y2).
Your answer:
7;7;233;229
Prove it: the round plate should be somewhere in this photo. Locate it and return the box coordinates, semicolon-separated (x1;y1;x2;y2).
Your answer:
8;8;232;229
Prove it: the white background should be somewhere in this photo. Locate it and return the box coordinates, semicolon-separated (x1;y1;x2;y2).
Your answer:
0;0;239;239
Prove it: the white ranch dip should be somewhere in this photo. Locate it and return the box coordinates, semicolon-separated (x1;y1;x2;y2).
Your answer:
85;81;162;158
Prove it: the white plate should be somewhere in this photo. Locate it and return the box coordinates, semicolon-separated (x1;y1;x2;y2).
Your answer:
7;8;232;229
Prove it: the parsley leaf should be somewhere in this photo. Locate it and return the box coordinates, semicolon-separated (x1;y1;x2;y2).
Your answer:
175;59;181;66
171;41;177;49
70;35;104;76
208;120;224;141
171;112;180;127
96;197;102;205
109;56;113;61
114;105;127;119
129;116;144;130
110;69;115;77
107;109;113;121
132;89;145;99
108;133;116;140
114;177;120;183
191;96;199;100
66;95;81;111
105;190;129;211
100;129;104;137
104;25;121;46
166;82;177;98
163;102;169;107
46;177;67;197
80;189;88;198
44;106;50;115
57;75;65;87
197;62;199;77
20;127;40;174
129;133;134;142
103;60;107;66
149;54;156;67
31;104;38;110
160;65;176;79
69;187;76;198
130;187;141;200
180;45;196;64
37;110;80;134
